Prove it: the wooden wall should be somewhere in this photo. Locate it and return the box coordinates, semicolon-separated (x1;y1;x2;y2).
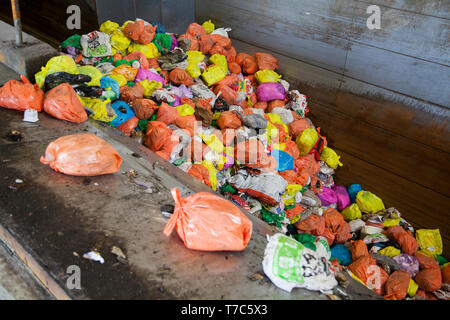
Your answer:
195;0;450;257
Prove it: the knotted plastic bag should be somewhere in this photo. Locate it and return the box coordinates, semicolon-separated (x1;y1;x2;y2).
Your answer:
356;191;385;214
415;229;443;258
384;270;411;300
0;75;44;112
43;83;87;123
163;188;252;251
256;82;286;101
40;133;122;176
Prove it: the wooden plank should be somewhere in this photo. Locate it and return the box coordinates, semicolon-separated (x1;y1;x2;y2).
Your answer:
344;42;450;107
195;0;349;73
331;148;450;259
308;100;450;197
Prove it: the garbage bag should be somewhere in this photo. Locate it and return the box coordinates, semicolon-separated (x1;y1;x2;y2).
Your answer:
288;119;311;139
271;149;294;172
442;265;450;284
255;69;282;83
110;100;135;127
324;208;352;244
331;244;352;266
80;31;112;58
415;268;442;292
378;246;401;258
349;255;389;295
317;187;338;207
99;20;119;35
393;254;420;277
351;240;369;261
347;184;362;203
61;35;82;50
117;116;139;136
202;20;215;34
169;68;194;87
202;65;227;87
111;64;137;82
122;20;144;41
413;252;440;270
120;83;144;104
124;51;150;69
262;234;337;292
163;188;252;251
156;102;178;125
228;62;241;74
110;30;131;52
40;133;122;176
214;84;238;106
132;98;157;120
127;43;160;59
356;191;385;214
44;72;91;91
254;52;278;70
0;75;44;112
384;270;411;300
296;128;318;156
152;33;173;53
43;83;87;123
217;111;241;130
256;82;286;102
320;146;343;170
35;55;78;89
77;65;103;86
135;69;165;86
415;229;443;258
384;226;419;255
209;54;228;74
188;164;211;187
342;203;362;221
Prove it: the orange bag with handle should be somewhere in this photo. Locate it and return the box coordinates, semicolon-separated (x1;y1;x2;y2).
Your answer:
43;83;88;123
156;102;178;124
169;68;194;87
384;270;411;300
384;226;419;255
163;188;253;251
187;164;211;187
0;75;44;112
116;116;139;137
40;133;122;176
351;240;369;261
254;52;279;70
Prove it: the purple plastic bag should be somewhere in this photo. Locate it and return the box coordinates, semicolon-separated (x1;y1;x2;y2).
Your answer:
318;187;338;207
256;82;286;102
332;185;351;211
221;153;234;171
170;34;178;51
393;254;420;278
172;95;181;107
135;68;165;86
170;84;193;99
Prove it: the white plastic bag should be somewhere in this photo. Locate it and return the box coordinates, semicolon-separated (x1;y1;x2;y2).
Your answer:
81;31;112;58
211;27;232;38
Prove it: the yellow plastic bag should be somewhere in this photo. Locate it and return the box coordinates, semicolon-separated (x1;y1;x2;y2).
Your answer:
383;218;401;228
202;65;226;87
128;43;160;59
356;191;385;214
341;203;362;221
139;80;162;97
415;229;443;257
176;104;195;116
199;133;224;155
110;30;131;53
265;122;280;145
111;65;137;82
282;184;303;206
209;54;228;74
320;146;343;169
186;51;205;78
77;66;103;86
35;55;78;89
378;246;401;258
200;160;217;191
107;73;127;87
255;70;282;83
100;20;119;35
202;20;215;34
296;128;318;156
407;279;419;297
80;97;116;122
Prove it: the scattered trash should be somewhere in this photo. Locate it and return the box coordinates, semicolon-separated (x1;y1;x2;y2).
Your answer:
5;130;24;142
83;251;105;264
111;246;127;260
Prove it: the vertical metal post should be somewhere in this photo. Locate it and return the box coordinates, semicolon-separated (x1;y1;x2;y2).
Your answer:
11;0;23;46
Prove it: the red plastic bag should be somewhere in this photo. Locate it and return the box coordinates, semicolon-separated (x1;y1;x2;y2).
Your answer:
132;98;157;120
120;83;144;104
415;268;442;292
0;75;44;112
351;240;369;261
384;226;419;255
43;83;87;123
163;188;253;251
217;111;242;130
254;52;278;70
40;133;122;176
169;68;194;87
156;102;178;124
384;270;411;300
117;116;139;137
324;208;352;244
413;252;440;270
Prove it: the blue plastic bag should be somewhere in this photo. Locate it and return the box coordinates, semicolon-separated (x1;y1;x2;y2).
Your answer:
100;76;120;101
330;244;352;266
110;100;135;127
347;184;362;203
151;21;166;34
272;149;294;172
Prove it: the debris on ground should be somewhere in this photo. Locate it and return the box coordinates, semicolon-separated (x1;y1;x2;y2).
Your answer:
83;251;105;264
0;17;447;300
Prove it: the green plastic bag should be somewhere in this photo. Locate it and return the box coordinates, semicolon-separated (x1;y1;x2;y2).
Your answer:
152;33;173;54
293;233;317;251
61;35;82;50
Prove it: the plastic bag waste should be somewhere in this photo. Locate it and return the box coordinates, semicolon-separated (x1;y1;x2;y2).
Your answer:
415;229;443;258
202;65;227;87
0;75;44;112
262;234;337;292
356;191;385;214
163;188;252;251
255;69;282;83
35;55;78;89
342;203;362;221
80;31;112;58
384;270;411;300
347;184;362;203
256;82;286;102
296;128;318;156
331;244;352;266
40;133;122;176
393;254;420;277
384;226;419;256
254;52;278;71
43;83;87;123
320;147;343;170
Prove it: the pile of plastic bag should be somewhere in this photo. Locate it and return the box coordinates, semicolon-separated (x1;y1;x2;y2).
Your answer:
1;18;448;300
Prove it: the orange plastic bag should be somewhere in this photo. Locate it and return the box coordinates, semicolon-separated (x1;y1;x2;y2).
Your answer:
208;44;227;57
169;68;194;87
228;62;241;74
124;51;149;69
384;270;411;300
324;208;352;244
351;240;369;261
112;64;138;82
40;133;122;176
254;52;279;70
284;140;300;159
236;53;252;66
156;102;178;124
188;164;210;187
224;46;237;63
199;34;215;54
384;226;419;255
253;101;268;111
214;84;238;105
143;121;179;160
132;98;157;120
267;100;285;113
43;83;87;123
117;116;139;136
137;24;157;45
279;170;299;185
289;119;311;139
294;215;325;236
234;139;276;170
413;252;440;270
123;20;144;41
442;265;450;284
163;188;253;251
186;23;206;38
415;268;442;292
211;34;231;49
242;56;258;75
175;115;197;137
120;83;144;104
217;111;242;130
0;75;44;112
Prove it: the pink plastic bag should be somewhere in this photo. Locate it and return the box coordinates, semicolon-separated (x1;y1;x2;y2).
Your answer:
332;185;351;211
318;187;338;207
135;68;165;86
256;82;286;102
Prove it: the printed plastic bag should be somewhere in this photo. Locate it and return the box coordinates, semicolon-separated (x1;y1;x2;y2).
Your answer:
262;234;337;292
80;31;112;58
256;82;286;102
163;188;252;251
0;75;44;112
356;191;385;214
40;133;122;176
43;83;87;123
384;270;411;300
415;229;443;258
